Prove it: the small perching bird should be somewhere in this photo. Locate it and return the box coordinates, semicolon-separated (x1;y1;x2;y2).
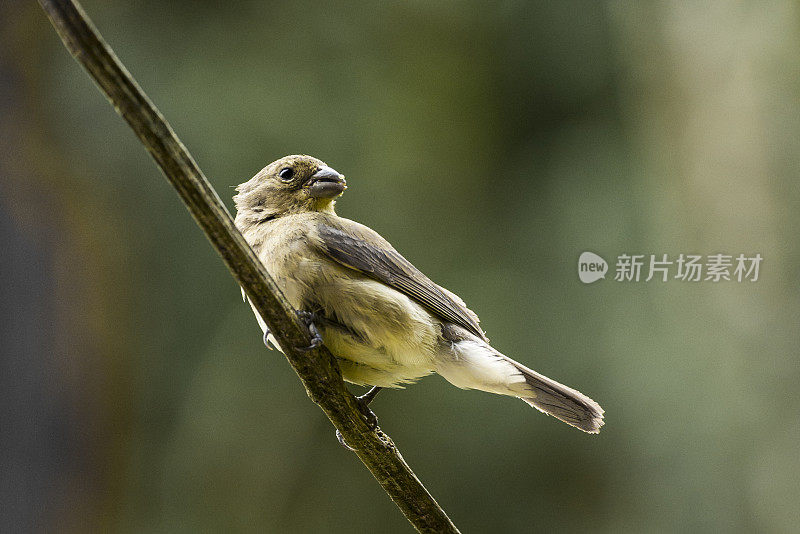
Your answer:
234;155;604;433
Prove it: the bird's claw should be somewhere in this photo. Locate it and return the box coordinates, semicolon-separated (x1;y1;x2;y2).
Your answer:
356;401;379;430
336;429;355;451
336;387;382;451
355;389;380;429
295;310;323;352
262;327;272;349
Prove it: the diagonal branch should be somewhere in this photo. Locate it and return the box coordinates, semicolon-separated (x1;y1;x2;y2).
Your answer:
38;1;460;532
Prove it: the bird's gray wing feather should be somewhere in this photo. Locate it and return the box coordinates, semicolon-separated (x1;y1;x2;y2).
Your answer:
315;221;486;340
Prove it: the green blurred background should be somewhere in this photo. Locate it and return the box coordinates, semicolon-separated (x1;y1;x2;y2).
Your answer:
2;1;799;532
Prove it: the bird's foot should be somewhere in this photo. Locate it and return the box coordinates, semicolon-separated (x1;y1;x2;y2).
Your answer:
336;386;383;451
355;386;382;427
354;398;379;431
295;310;323;352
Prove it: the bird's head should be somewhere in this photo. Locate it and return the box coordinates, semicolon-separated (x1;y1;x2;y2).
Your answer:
234;155;347;221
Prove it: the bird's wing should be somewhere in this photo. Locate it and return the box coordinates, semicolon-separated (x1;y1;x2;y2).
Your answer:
314;219;486;340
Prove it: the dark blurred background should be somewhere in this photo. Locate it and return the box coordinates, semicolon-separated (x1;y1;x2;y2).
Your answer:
2;1;799;532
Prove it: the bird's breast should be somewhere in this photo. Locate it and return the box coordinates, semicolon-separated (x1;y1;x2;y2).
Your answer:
249;215;440;379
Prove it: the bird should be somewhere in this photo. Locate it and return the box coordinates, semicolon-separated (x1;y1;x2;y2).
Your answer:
234;155;604;434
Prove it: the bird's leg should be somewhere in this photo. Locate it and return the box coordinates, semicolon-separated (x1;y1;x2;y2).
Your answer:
356;386;382;427
295;310;323;352
336;386;383;451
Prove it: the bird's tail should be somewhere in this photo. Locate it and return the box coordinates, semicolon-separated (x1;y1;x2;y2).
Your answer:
437;339;604;433
506;356;604;434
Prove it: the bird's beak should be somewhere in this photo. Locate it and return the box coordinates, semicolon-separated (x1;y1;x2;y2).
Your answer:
308;166;347;199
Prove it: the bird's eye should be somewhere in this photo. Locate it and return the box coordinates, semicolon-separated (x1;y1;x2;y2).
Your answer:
278;167;295;182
